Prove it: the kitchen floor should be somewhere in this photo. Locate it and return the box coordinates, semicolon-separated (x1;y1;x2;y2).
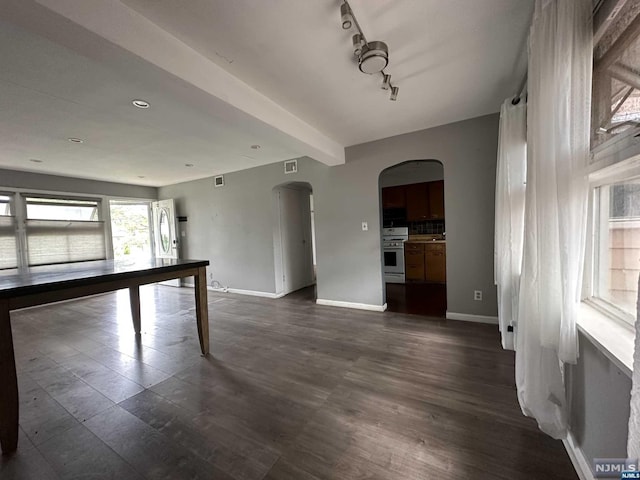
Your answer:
385;282;447;317
2;284;576;479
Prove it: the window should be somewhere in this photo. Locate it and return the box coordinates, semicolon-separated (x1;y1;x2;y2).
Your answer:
0;194;17;270
587;2;640;325
592;180;640;323
592;2;640;150
24;196;106;266
109;201;152;259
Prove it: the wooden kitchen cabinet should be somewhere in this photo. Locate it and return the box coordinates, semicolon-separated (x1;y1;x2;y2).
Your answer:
405;183;430;221
425;243;446;283
428;180;445;219
381;186;406;208
404;243;425;281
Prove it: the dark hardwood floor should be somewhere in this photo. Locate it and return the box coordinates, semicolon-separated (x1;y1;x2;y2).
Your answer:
1;284;576;479
385;282;447;317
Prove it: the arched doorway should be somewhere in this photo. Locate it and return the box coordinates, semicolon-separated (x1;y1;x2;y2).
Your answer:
272;182;316;299
379;160;447;317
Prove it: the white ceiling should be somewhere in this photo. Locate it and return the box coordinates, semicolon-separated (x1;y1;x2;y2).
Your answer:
0;0;533;187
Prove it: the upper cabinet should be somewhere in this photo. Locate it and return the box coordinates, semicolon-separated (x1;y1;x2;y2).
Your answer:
382;181;445;221
405;183;430;221
428;180;445;220
381;185;406;209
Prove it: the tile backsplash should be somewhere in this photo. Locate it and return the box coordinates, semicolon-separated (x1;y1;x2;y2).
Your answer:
409;220;445;235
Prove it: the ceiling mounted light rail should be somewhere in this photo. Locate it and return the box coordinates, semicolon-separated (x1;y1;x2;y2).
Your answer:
339;0;398;101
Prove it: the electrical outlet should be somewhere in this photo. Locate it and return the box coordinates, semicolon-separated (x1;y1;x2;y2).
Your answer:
362;222;368;231
474;290;483;301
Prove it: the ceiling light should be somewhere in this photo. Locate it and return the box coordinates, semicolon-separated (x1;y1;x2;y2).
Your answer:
359;41;389;74
138;175;145;178
185;163;194;167
340;3;352;29
352;34;364;56
250;144;261;150
381;74;391;90
68;137;83;143
29;159;43;163
132;99;150;109
337;2;399;101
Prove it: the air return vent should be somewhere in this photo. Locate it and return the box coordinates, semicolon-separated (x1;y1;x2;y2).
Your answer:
284;159;298;174
214;175;224;187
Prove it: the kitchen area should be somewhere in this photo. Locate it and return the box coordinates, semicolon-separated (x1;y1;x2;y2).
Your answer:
380;161;447;317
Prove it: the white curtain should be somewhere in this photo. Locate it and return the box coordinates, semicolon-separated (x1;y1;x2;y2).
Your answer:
515;0;592;439
495;100;527;351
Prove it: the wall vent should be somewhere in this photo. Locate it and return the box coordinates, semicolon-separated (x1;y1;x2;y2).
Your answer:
214;175;224;187
284;159;298;174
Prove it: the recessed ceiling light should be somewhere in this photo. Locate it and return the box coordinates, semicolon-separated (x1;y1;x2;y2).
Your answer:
68;137;84;143
185;163;194;167
132;99;150;109
250;144;261;150
137;175;145;178
29;159;43;163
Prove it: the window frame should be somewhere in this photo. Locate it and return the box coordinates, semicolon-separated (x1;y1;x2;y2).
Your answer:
584;129;640;329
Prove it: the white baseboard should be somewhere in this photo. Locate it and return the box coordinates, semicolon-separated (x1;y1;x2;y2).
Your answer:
563;431;594;480
183;282;285;299
445;311;499;325
316;298;387;312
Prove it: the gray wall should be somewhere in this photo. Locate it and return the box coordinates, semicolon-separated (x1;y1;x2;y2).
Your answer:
160;113;499;316
568;332;631;462
379;160;444;188
0;168;157;199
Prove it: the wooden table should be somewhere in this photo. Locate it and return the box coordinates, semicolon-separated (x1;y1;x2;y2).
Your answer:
0;258;210;454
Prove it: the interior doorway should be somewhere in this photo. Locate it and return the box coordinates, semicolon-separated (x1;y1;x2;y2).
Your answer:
379;160;447;317
272;182;316;298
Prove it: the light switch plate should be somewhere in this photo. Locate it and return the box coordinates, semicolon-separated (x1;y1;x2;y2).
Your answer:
362;222;368;231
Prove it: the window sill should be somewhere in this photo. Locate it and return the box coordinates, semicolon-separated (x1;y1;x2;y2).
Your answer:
578;302;634;378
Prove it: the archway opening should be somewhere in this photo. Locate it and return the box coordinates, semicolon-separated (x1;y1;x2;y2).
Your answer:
272;182;316;301
379;160;447;317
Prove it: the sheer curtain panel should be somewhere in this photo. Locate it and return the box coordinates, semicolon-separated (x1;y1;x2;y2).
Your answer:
516;0;592;439
495;99;527;351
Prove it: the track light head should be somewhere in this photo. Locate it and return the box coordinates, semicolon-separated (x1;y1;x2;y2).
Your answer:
390;86;399;101
340;3;352;29
352;33;364;56
381;74;391;90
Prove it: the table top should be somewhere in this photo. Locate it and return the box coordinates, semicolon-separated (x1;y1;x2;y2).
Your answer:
0;258;209;298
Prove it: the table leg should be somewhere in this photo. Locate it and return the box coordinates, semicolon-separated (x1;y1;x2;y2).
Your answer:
0;299;18;454
129;286;141;334
194;267;209;356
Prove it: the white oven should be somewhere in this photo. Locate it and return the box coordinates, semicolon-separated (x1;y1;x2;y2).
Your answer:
382;227;408;283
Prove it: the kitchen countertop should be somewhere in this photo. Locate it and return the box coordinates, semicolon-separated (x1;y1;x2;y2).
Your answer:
406;239;446;244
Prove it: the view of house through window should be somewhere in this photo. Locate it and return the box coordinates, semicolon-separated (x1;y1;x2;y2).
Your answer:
109;201;152;260
595;180;640;321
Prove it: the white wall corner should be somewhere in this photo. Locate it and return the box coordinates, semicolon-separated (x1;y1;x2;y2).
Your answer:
316;299;387;312
445;311;499;325
563;431;595;480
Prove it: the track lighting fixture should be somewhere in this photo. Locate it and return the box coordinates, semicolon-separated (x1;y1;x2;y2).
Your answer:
381;74;391;90
340;3;352;30
352;33;364;57
338;1;399;101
